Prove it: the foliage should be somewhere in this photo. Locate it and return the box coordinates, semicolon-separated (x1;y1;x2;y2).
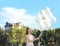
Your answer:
0;27;3;44
0;26;3;36
55;28;60;38
7;24;18;43
6;24;27;46
41;30;48;44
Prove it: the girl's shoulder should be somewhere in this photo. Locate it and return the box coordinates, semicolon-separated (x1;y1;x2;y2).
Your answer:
26;34;28;37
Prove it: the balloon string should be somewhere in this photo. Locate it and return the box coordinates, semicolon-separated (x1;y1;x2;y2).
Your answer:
39;31;43;38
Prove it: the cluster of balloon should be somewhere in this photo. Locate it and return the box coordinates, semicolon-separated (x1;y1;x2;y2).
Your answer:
36;7;56;31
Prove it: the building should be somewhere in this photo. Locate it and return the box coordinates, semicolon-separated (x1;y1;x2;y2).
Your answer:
5;22;23;31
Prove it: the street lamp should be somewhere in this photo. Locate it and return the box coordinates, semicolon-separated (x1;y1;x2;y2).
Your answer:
5;22;12;31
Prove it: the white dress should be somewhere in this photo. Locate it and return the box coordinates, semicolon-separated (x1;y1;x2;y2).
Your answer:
26;34;34;46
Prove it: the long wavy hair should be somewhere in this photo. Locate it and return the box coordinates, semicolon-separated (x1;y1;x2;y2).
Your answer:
26;27;29;35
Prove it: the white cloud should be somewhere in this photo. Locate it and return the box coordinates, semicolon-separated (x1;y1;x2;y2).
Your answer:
0;7;36;29
0;7;56;30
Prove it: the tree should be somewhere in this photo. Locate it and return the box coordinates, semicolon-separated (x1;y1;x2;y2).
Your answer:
19;26;27;46
41;30;48;45
6;24;18;46
55;28;60;38
0;26;3;45
55;28;60;46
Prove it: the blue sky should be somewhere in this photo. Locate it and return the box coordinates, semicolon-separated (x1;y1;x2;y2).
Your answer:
0;0;60;29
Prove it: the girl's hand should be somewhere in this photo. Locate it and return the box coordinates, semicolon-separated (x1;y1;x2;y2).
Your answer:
37;37;40;40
